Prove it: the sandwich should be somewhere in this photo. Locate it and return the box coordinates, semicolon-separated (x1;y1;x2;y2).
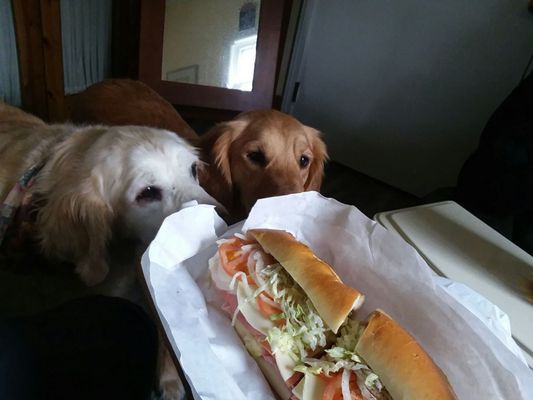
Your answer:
208;228;456;400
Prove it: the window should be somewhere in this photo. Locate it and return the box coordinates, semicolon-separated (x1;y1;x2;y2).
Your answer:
227;35;257;91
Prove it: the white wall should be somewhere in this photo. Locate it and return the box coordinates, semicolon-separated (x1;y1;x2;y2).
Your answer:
284;0;533;197
162;0;260;87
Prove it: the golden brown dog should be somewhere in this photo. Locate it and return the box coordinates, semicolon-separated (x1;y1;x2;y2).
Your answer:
66;81;327;223
199;109;328;221
0;101;46;129
68;79;198;142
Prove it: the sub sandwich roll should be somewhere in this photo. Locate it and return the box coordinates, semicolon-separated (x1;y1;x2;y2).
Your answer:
208;229;456;400
294;310;457;400
208;229;369;395
249;229;365;333
355;310;456;400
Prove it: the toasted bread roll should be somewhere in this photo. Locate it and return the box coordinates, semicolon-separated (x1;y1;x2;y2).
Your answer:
248;228;365;333
216;231;456;399
355;309;457;400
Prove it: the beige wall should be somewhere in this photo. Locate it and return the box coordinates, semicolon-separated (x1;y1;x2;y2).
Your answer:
162;0;259;88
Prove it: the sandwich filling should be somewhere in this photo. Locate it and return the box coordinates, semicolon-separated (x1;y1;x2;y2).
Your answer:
209;233;392;400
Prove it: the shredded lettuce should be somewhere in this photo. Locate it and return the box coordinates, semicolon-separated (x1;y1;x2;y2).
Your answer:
258;262;329;362
298;316;389;395
365;372;380;388
325;346;346;359
269;312;286;321
236;244;389;397
237;254;329;363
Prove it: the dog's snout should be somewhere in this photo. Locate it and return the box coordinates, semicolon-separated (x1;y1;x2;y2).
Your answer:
264;175;304;197
183;188;229;221
277;180;304;195
178;185;226;213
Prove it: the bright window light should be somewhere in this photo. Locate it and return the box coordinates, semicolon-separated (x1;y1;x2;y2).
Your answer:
227;35;257;91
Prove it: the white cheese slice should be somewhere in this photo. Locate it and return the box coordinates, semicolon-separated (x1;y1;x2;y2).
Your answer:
236;281;275;335
234;319;263;358
302;373;327;400
274;351;297;382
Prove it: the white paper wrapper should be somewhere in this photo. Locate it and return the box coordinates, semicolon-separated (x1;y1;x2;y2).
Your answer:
141;192;533;400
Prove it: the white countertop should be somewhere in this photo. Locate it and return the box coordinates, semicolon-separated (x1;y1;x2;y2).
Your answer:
375;201;533;368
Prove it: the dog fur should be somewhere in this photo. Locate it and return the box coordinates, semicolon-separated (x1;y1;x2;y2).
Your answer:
199;109;328;221
1;103;326;399
64;81;327;222
0;102;220;399
0;102;219;286
69;79;198;142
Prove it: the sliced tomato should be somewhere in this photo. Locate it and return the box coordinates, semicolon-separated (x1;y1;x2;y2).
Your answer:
219;242;248;276
257;292;282;317
219;236;260;281
321;372;362;400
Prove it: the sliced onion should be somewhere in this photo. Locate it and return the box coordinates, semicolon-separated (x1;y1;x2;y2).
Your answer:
247;250;258;275
258;292;280;308
230;271;248;291
241;243;259;253
341;369;352;400
248;250;268;287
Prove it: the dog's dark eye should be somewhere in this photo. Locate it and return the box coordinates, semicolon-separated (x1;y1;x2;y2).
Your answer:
299;155;310;168
247;151;266;166
136;186;162;203
191;163;197;179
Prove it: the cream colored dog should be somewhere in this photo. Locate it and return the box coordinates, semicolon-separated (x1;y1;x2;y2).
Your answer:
0;102;212;399
0;102;219;287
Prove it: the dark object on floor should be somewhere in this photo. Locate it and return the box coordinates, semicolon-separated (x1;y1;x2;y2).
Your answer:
0;296;158;400
456;71;533;254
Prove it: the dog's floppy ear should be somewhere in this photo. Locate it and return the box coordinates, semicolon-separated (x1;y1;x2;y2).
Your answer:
198;120;247;211
304;127;328;191
36;161;113;286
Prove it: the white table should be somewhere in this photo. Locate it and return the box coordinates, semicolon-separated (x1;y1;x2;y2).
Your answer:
375;201;533;368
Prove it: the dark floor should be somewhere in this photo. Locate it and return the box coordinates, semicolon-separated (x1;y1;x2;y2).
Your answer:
320;161;425;219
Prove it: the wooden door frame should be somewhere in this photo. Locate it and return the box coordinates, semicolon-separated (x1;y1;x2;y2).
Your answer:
11;0;140;122
11;0;65;122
